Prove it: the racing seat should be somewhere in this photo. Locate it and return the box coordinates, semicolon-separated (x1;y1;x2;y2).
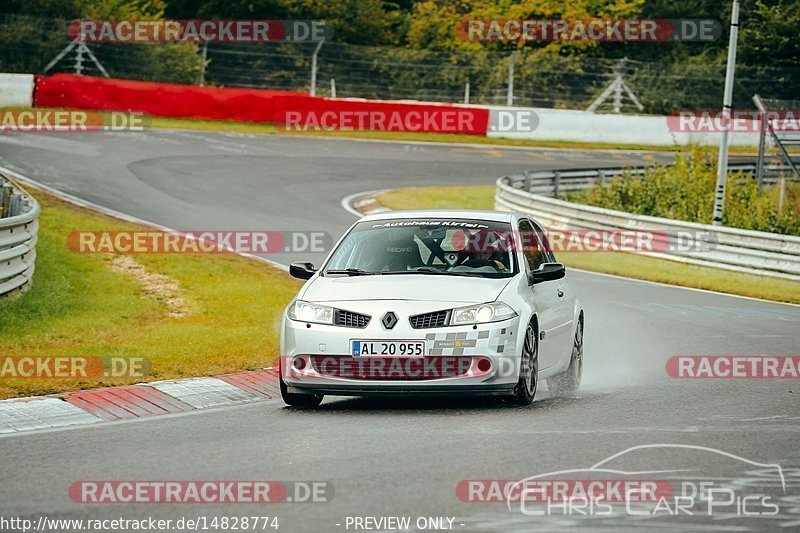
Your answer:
380;238;423;271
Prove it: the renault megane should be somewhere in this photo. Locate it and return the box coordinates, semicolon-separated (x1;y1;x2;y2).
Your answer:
280;210;584;407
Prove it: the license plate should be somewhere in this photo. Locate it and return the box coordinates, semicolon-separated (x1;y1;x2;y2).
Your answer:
351;340;426;357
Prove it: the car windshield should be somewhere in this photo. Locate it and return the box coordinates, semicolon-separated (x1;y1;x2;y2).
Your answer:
324;218;517;278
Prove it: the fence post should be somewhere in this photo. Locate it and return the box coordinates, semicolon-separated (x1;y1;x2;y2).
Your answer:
778;176;786;212
464;82;470;105
552;171;561;197
506;51;519;107
199;41;209;86
597;169;606;186
330;78;336;98
74;41;84;75
310;39;325;97
755;116;767;188
524;171;532;192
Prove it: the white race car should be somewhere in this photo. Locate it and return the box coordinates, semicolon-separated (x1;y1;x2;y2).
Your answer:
279;210;583;407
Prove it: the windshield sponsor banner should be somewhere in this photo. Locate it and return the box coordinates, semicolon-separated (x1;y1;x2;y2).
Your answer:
0;356;150;379
668;110;800;133
458;19;720;42
67;231;331;254
0;110;148;132
666;355;800;378
67;20;332;43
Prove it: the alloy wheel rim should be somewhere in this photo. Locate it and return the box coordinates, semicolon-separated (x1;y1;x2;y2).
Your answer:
524;325;537;396
572;322;583;382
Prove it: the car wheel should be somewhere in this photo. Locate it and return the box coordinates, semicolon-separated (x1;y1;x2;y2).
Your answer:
548;316;583;397
505;321;538;405
279;360;323;408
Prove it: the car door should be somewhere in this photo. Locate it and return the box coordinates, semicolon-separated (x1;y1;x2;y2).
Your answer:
530;219;575;365
518;219;564;371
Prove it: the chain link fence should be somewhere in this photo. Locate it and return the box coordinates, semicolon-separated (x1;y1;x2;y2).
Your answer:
2;13;799;113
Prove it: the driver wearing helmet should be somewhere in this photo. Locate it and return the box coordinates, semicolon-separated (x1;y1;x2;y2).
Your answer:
462;230;508;271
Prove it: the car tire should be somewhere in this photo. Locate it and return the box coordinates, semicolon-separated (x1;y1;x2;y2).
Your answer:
548;315;583;397
505;320;538;405
279;360;324;408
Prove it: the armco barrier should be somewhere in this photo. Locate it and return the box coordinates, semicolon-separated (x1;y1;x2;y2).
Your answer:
0;174;40;297
495;167;800;281
0;73;34;106
33;74;489;135
487;106;762;147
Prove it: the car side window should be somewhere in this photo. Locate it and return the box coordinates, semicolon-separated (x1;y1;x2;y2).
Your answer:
530;219;557;263
518;220;547;271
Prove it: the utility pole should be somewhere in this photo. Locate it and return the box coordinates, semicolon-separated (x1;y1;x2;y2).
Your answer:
712;0;740;226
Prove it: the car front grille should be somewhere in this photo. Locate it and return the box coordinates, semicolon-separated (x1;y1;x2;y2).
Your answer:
409;310;450;329
334;309;371;328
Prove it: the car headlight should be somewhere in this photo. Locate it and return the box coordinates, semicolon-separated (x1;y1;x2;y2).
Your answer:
287;300;334;325
450;302;517;325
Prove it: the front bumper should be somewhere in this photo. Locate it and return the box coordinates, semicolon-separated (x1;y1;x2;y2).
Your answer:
281;303;520;395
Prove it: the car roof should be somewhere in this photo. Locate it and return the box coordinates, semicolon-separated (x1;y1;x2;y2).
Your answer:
360;209;517;223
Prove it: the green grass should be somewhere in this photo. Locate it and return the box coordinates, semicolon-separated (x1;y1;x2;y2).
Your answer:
0;190;302;399
375;186;800;304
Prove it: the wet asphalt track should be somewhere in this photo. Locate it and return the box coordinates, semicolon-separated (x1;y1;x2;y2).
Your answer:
0;130;798;532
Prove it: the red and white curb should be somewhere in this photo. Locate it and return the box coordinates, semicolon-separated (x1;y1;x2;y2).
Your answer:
0;369;279;435
340;189;392;218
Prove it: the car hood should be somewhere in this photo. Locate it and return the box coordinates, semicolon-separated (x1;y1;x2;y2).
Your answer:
300;274;513;303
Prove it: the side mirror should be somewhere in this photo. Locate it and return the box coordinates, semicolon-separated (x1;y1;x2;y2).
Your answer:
289;262;316;280
529;262;566;284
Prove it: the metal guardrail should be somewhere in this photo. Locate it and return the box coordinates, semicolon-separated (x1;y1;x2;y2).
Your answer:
0;174;40;297
495;164;800;281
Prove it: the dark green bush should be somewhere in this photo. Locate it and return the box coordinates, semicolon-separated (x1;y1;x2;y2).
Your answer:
566;147;800;236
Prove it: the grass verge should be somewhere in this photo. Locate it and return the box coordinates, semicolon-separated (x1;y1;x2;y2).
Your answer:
0;189;301;399
375;186;800;304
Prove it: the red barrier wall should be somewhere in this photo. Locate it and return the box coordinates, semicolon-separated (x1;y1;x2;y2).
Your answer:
33;74;489;135
34;74;300;122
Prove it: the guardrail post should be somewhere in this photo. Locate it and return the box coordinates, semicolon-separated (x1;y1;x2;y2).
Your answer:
1;183;10;218
552;171;561;197
9;194;21;217
524;171;532;192
597;169;606;186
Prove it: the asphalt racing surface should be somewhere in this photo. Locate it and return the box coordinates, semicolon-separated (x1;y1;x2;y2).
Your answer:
1;131;798;531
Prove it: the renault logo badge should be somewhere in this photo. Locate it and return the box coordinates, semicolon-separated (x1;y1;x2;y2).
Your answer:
382;311;398;329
